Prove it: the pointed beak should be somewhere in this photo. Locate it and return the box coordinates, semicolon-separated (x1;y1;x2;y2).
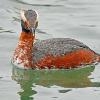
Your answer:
31;20;38;33
31;28;36;35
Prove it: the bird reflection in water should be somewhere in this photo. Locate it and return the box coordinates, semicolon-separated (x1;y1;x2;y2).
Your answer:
12;66;100;100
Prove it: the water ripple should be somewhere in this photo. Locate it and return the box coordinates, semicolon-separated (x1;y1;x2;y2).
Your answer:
13;0;63;7
59;89;72;93
12;17;20;22
0;27;15;33
36;29;48;34
0;77;3;79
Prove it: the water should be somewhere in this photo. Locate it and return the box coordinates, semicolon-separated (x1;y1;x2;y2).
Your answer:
0;0;100;100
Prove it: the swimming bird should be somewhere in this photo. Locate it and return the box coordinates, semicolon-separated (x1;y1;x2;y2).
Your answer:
12;9;100;69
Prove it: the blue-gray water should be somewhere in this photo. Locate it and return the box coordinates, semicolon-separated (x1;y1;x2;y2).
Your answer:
0;0;100;100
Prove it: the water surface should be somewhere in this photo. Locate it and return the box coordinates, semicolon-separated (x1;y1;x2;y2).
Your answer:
0;0;100;100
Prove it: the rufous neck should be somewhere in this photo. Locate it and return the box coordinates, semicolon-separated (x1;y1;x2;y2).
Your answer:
13;31;35;69
19;31;35;43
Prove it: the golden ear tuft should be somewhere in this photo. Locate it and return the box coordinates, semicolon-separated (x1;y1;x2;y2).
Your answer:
34;10;39;21
20;10;27;22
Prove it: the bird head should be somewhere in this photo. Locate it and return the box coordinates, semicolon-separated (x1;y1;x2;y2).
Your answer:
20;9;38;34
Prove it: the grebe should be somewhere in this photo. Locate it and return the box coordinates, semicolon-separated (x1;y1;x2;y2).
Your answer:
12;9;100;69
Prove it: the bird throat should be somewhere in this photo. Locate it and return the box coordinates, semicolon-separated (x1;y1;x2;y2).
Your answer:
21;20;31;33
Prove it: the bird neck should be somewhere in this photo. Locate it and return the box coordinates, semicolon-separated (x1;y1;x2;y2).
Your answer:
13;31;35;69
19;31;35;44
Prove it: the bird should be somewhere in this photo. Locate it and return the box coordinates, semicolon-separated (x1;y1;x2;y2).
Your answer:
12;9;100;69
